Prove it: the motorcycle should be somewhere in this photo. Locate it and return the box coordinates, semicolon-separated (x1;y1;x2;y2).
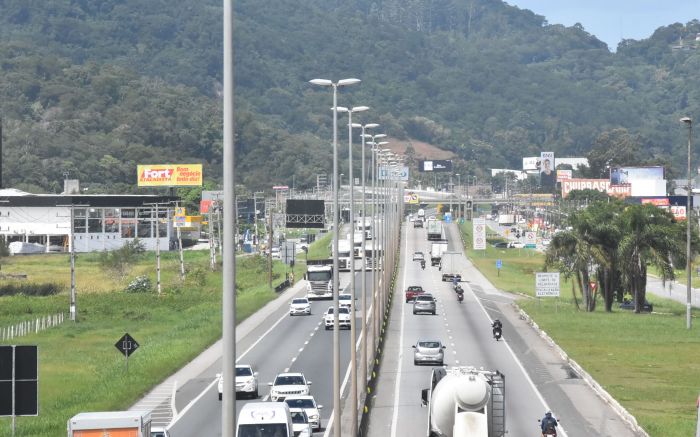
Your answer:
538;418;559;437
492;326;502;341
456;290;464;303
420;260;426;270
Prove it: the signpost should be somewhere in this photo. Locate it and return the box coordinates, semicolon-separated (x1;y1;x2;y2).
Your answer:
473;218;486;250
0;345;38;436
496;259;502;276
115;333;140;373
525;231;537;248
536;272;560;297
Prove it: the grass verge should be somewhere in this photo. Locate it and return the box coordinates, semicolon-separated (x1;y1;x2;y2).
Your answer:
0;248;305;437
459;221;700;437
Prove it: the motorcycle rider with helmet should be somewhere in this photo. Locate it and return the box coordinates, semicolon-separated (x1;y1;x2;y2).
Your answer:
540;411;558;436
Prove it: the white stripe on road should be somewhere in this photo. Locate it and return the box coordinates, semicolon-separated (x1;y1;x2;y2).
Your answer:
390;225;409;437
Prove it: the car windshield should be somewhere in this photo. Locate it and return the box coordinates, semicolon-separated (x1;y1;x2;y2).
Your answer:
418;341;441;348
339;295;351;301
291;412;308;423
286;399;314;408
275;375;304;385
408;286;422;292
237;423;289;437
307;271;331;281
292;299;308;304
236;367;253;376
338;307;350;314
416;296;433;301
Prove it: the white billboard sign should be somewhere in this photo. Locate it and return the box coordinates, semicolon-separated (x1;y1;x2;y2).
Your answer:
525;231;536;245
379;166;409;181
473;218;486;250
536;272;560;297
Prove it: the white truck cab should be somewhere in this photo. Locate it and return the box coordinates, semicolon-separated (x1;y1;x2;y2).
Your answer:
237;402;293;437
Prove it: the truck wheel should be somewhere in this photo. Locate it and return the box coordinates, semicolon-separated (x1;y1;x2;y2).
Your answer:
432;310;436;315
218;393;222;401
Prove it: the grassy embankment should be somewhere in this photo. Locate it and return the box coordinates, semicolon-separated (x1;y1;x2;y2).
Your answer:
459;222;700;437
0;244;312;437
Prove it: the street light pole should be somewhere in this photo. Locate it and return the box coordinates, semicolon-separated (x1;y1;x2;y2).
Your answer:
309;78;360;437
682;116;693;330
456;173;461;218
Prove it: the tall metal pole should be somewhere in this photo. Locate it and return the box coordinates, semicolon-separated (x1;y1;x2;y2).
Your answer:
372;144;379;349
345;110;358;436
222;0;237;433
683;117;693;330
331;84;341;437
155;204;161;296
69;205;76;321
359;125;368;398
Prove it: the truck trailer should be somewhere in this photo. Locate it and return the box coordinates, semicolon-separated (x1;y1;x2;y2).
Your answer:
439;251;462;282
67;411;152;437
421;366;505;437
430;242;448;267
427;219;443;241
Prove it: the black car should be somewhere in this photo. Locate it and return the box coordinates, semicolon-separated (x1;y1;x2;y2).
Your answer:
492;242;512;249
619;300;653;312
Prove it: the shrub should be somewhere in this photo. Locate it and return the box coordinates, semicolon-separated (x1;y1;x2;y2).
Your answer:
125;275;152;293
0;283;62;297
100;239;146;280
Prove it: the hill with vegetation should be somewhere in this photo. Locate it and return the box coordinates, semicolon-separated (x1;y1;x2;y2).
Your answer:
0;0;699;195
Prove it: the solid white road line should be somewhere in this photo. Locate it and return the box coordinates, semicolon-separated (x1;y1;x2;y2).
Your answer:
390;225;409;437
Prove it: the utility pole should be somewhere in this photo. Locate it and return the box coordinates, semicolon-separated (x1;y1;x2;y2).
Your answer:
209;205;216;270
268;205;273;288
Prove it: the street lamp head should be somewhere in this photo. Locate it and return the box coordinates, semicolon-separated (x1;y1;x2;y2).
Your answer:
351;106;369;113
309;79;333;87
374;134;387;139
376;141;389;146
681;116;692;125
338;78;361;87
351;123;362;128
335;106;349;113
365;123;380;129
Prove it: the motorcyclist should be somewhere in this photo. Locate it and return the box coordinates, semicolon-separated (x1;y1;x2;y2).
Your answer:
540;411;558;436
491;319;503;340
420;259;426;270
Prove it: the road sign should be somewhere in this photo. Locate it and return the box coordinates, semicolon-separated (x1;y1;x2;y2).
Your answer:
496;259;502;269
444;212;452;223
536;272;560;297
115;333;140;358
0;345;38;417
473;218;486;250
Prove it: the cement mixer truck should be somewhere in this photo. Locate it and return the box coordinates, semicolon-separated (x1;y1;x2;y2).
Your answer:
420;366;505;437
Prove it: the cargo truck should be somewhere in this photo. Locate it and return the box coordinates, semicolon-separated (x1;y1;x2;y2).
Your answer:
430;242;448;267
335;239;352;271
439;251;462;282
304;261;333;300
67;411;152;437
421;366;505;437
497;214;515;226
427;219;443;241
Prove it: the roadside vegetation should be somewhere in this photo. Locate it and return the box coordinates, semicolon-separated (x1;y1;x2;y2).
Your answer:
459;213;700;437
0;241;313;436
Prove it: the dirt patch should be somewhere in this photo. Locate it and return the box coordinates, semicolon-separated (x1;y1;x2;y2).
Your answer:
385;138;455;160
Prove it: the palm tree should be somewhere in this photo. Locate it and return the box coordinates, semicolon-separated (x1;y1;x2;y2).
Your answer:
617;204;686;313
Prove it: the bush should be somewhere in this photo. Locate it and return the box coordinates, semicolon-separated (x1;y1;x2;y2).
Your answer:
100;239;146;280
125;275;152;293
0;283;62;297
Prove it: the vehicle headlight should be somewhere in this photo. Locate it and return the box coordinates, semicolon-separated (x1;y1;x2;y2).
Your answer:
308;414;319;420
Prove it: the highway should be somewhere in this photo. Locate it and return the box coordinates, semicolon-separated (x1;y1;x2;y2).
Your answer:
364;221;638;437
161;218;640;437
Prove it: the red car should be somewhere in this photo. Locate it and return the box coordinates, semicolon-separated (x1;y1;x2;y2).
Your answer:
405;285;425;303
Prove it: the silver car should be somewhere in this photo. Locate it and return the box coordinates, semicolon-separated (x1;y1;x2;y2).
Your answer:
413;294;436;315
413;340;445;365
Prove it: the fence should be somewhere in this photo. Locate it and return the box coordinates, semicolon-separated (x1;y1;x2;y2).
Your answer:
0;313;65;341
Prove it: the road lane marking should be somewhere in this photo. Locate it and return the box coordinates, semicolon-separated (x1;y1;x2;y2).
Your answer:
390;224;409;437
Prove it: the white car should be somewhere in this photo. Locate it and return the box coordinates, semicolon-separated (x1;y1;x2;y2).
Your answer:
511;241;525;249
338;294;353;310
323;306;351;330
289;408;313;437
217;364;258;400
268;372;312;402
412;251;425;261
290;297;311;316
285;395;323;431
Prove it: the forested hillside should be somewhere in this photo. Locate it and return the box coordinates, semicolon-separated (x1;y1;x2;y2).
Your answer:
0;0;699;194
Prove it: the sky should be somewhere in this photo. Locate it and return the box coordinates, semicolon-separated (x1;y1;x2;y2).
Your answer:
506;0;700;51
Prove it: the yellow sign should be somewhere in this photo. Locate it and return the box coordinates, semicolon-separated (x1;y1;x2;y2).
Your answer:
404;192;420;204
175;207;186;216
137;164;203;187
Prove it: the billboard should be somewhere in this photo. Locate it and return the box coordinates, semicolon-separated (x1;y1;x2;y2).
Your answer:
404;192;420;204
539;152;555;189
523;157;539;171
286;199;325;228
556;170;572;181
631;196;690;221
561;179;632;198
473;218;486;250
419;160;453;172
138;164;203;187
379;166;409;181
610;166;664;184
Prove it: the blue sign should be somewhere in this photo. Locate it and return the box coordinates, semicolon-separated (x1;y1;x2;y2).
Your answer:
444;212;452;223
496;259;502;269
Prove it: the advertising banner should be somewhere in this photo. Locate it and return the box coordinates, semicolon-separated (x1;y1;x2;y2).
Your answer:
420;160;453;172
556;170;572;181
137;164;202;187
379;166;409;181
610;166;664;184
640;197;687;220
473;218;486;250
523;157;539;171
561;179;632;198
536;272;560;297
539;152;555;189
404;192;420;204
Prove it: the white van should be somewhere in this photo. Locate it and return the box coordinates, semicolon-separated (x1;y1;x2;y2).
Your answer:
237;402;293;437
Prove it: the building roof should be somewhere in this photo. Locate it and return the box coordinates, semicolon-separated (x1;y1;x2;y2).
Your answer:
0;189;178;207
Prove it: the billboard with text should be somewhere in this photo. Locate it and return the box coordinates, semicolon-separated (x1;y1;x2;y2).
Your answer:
419;160;453;172
561;179;631;198
138;164;203;187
